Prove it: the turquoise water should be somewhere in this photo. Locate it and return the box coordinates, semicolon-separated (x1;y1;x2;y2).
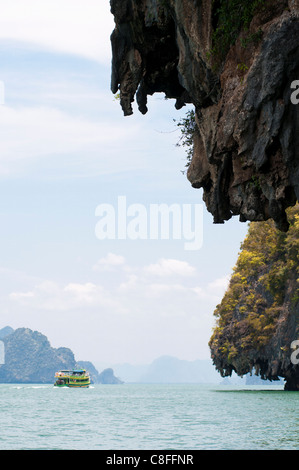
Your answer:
0;383;298;450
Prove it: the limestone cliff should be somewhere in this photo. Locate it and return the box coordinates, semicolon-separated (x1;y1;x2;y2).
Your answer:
110;0;299;231
0;328;76;383
209;204;299;391
0;327;122;384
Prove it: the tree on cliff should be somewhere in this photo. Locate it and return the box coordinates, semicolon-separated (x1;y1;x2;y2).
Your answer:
209;204;299;390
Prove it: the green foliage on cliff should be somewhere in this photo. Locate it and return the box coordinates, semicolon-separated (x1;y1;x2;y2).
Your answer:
174;109;196;173
210;0;265;61
209;204;299;378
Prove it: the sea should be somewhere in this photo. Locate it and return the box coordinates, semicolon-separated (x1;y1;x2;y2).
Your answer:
0;382;298;450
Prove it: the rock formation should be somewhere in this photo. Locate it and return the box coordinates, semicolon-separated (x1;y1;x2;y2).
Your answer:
0;326;14;340
77;361;123;384
209;204;299;391
0;327;76;383
97;367;124;384
110;0;299;231
0;327;123;384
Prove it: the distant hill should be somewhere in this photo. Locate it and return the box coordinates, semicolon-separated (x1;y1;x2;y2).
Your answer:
77;361;123;384
98;368;124;384
110;362;149;383
0;327;122;385
0;326;14;340
0;327;76;383
112;355;283;385
113;355;221;384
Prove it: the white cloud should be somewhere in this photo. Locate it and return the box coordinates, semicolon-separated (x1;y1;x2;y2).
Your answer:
118;274;138;292
207;275;230;294
144;258;197;277
63;282;99;304
9;291;35;300
6;257;229;363
93;253;126;272
9;279;127;313
146;282;189;298
192;275;230;301
0;0;114;64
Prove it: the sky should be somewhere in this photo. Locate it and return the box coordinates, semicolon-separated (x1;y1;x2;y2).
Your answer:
0;0;249;370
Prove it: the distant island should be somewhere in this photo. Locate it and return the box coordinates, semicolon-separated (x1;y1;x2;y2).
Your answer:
112;355;221;384
111;355;283;386
0;326;123;385
0;327;282;386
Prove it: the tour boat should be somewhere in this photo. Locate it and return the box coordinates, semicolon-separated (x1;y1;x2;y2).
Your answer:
54;369;90;388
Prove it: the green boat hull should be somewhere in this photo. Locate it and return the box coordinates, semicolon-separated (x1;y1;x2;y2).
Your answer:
54;369;90;388
54;383;89;388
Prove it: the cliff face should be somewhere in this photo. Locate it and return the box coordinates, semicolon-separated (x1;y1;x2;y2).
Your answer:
209;204;299;391
110;0;299;231
77;362;123;384
97;367;124;384
0;328;122;384
0;328;76;383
